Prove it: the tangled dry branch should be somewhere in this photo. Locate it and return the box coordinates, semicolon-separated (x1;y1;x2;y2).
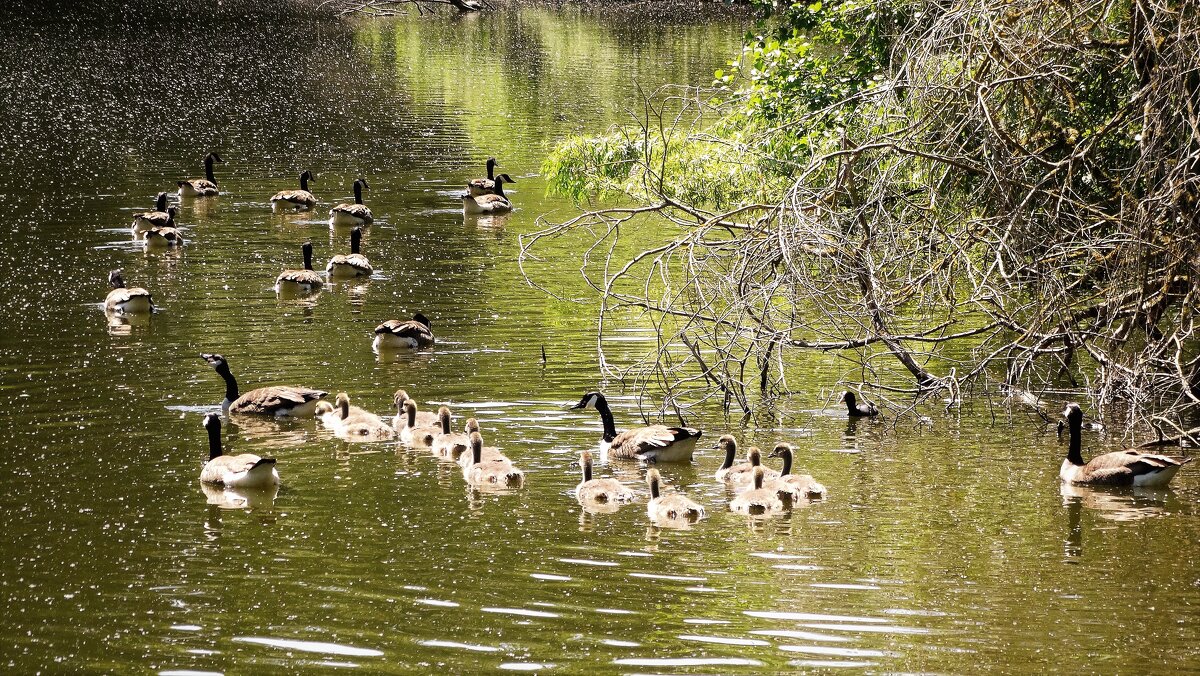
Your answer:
523;0;1200;435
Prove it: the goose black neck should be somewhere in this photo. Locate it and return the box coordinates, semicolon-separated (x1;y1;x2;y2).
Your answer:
302;244;314;271
753;470;764;490
779;450;793;476
207;422;223;460
155;192;167;211
216;363;239;401
406;405;417;429
440;412;451;434
486;158;495;180
472;439;482;464
300;173;310;191
494;177;506;198
595;397;618;443
351;228;361;255
648;475;661;499
339;398;350;420
1067;415;1084;466
204;156;215;183
353;181;363;205
844;393;857;414
582;456;592;482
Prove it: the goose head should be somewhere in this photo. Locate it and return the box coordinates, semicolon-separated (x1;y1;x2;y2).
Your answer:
203;412;221;434
571;392;604;410
768;443;793;460
748;447;763;466
108;269;126;289
201;353;228;370
205;152;224;164
393;389;413;410
465;417;480;433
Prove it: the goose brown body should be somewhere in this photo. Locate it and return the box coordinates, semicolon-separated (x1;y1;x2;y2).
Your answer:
645;469;705;525
399;400;440;446
1060;403;1190;487
729;467;787;515
431;408;480;459
326;227;372;278
329;178;373;226
201;353;326;417
571;392;701;463
104;270;153;314
131;192;171;233
576;450;634;505
275;242;324;292
373;313;435;350
767;443;827;500
199;413;279;488
467;158;516;197
178;152;222;197
462;431;524;486
271;170;317;210
463;175;513;215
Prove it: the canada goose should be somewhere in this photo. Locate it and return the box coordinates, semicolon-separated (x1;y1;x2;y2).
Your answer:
104;269;154;314
275;242;324;293
431;407;478;459
767;443;827;500
576;450;635;505
715;436;765;483
570;391;702;463
178;152;223;197
456;427;511;470
373;313;435;350
131;192;171;233
271;170;317;210
468;158;516;197
326;227;372;278
323;393;395;441
399;400;441;446
463;431;524;486
1059;403;1191;487
462;175;513;215
200;353;327;417
645;468;705;523
393;389;439;429
329;178;373;227
199;413;279;488
840;390;879;417
142;208;184;248
729;467;788;515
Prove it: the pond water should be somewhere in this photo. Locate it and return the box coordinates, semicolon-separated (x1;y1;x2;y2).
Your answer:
1;5;1198;674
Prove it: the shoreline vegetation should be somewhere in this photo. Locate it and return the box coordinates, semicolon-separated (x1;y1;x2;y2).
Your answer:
528;0;1200;442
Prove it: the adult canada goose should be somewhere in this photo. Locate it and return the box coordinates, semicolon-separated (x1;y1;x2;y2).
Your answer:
840;390;879;417
462;431;525;487
142;208;184;248
271;170;317;210
393;389;439;429
399;400;441;446
275;242;324;293
329;178;374;227
200;353;327;417
576;450;635;505
104;269;153;314
373;313;435;350
178;152;223;197
326;227;372;278
321;393;395;441
767;443;827;500
570;391;702;463
468;158;516;197
645;469;705;524
456;428;511;470
729;467;788;515
431;407;478;459
131;192;171;233
199;413;279;488
462;175;513;215
1059;403;1191;487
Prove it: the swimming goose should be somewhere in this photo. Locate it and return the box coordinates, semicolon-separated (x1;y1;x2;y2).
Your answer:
200;353;327;417
645;469;705;524
373;313;435;350
178;152;223;197
326;227;372;278
329;178;373;227
104;269;154;314
729;467;788;515
142;208;184;248
714;435;750;482
767;443;827;500
199;413;279;488
326;393;395;441
841;390;879;417
576;450;635;505
131;192;171;233
462;431;525;487
571;391;701;463
271;170;317;210
1059;403;1191;487
456;428;511;470
468;157;516;197
399;400;441;446
393;389;439;430
431;407;478;459
462;175;512;215
275;242;324;293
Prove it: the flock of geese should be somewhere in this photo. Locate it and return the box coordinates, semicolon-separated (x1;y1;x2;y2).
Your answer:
110;153;1192;526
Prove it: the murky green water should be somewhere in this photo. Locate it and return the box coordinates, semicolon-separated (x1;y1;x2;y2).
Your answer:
1;7;1198;674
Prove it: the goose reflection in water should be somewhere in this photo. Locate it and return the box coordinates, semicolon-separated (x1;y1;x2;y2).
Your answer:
1059;482;1170;522
105;309;152;336
222;415;312;449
